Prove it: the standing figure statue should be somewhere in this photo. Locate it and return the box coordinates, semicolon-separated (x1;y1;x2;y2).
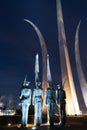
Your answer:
32;81;43;126
56;84;66;125
20;76;32;127
45;83;55;125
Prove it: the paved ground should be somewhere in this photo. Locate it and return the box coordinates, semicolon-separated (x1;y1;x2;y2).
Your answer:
0;115;87;130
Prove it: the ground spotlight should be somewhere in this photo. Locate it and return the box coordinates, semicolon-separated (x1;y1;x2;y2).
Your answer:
8;123;11;126
32;126;36;130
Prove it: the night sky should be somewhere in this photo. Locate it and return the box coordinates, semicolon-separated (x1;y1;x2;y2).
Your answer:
0;0;87;108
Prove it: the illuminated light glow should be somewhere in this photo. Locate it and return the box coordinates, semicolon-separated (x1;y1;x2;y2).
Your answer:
0;110;16;116
26;124;34;128
24;19;48;114
75;21;87;107
32;126;36;130
0;110;4;116
8;123;11;126
56;0;81;115
17;124;34;128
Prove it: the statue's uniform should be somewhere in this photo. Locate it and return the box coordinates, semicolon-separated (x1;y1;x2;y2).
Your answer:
33;88;42;125
56;87;66;125
46;88;54;125
20;87;32;127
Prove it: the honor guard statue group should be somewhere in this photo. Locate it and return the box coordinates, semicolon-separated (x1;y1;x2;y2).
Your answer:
45;83;55;125
20;54;66;127
56;84;66;125
32;54;43;126
32;80;42;126
20;75;32;127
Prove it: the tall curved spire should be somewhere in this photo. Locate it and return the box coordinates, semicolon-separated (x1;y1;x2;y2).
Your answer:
35;53;39;82
56;0;81;115
47;54;52;85
24;19;48;113
75;21;87;107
